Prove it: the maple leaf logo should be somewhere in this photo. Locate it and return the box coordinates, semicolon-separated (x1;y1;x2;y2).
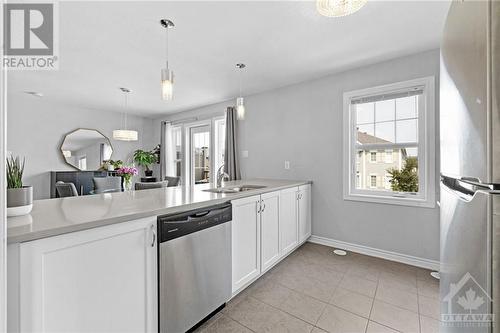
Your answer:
457;288;485;313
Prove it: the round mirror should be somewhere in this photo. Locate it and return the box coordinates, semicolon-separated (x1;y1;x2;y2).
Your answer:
60;129;113;171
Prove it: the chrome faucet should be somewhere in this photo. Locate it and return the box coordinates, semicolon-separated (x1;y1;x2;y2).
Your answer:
216;164;230;188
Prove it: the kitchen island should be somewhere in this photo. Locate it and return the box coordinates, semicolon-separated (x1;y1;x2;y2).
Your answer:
7;179;310;243
7;179;311;333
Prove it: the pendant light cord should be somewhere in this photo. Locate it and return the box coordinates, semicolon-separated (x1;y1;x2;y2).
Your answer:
165;26;169;68
239;68;242;97
124;91;128;130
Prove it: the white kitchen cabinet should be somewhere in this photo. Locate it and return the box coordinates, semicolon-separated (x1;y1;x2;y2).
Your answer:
231;195;261;293
260;191;280;272
280;186;299;256
9;217;157;333
298;184;312;243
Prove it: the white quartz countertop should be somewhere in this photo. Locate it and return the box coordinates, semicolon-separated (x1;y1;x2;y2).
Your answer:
7;179;311;243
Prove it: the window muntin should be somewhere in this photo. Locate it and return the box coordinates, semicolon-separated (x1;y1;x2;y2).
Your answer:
344;77;435;207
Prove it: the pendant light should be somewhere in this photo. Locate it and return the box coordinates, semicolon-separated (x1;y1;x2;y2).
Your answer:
113;87;138;141
160;19;175;101
316;0;367;17
236;63;246;120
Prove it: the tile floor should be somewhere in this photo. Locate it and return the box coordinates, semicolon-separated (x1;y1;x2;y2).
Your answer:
195;242;440;333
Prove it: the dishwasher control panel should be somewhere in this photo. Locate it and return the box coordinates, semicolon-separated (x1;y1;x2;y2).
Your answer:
158;202;232;242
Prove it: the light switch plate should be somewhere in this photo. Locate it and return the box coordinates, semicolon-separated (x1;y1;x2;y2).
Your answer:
242;150;249;158
284;161;290;170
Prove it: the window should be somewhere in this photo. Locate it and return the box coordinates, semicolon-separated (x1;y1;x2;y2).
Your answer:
343;77;436;207
172;126;182;177
162;115;226;186
385;149;393;163
214;117;226;175
78;156;87;170
189;125;211;184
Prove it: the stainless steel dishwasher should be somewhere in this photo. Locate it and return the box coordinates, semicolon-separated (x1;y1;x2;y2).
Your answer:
157;202;232;333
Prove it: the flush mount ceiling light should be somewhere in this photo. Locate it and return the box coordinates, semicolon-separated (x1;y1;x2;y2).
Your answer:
160;19;175;101
316;0;367;17
236;63;246;120
113;87;138;141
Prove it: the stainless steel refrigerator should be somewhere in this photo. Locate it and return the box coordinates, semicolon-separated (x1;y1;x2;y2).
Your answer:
440;0;500;332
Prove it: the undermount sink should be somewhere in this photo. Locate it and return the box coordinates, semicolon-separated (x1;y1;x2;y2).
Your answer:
203;184;267;194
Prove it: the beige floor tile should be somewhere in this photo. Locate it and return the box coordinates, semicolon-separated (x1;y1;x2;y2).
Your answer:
339;275;378;297
370;300;420;333
316;304;368;333
416;268;437;283
366;321;399;333
346;263;380;282
247;278;292;308
258;308;314;333
224;296;279;331
279;289;327;324
199;315;253;333
418;295;440;320
329;287;373;318
193;312;223;332
419;315;440;333
378;277;418;295
375;284;419;312
223;289;250;314
304;262;345;283
311;327;329;333
273;272;338;303
417;280;439;300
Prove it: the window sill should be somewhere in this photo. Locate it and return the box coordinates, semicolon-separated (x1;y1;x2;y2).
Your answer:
344;193;436;208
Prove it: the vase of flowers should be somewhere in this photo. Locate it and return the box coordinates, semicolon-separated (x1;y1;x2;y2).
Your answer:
116;166;138;191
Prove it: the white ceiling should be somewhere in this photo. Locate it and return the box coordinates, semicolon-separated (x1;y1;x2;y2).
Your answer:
7;1;451;118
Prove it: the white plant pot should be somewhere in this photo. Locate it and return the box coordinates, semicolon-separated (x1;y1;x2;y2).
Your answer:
7;186;33;217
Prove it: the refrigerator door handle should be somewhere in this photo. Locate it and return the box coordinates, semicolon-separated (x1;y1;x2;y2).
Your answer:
459;177;497;191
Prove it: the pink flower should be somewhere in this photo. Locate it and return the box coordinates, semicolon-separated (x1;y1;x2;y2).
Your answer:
117;166;138;176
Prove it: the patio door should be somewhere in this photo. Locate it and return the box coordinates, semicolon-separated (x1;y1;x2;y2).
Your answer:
189;125;211;185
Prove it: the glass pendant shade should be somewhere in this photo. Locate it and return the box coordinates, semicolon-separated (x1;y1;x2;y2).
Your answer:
161;67;174;101
236;97;245;120
114;87;138;142
316;0;367;17
113;130;138;142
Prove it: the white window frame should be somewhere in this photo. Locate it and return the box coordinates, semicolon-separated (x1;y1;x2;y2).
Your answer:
369;174;377;189
343;77;436;208
385;149;393;163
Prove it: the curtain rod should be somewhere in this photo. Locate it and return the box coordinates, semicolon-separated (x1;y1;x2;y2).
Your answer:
162;110;226;126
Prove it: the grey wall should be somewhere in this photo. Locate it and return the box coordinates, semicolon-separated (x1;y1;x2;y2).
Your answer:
7;96;156;199
157;49;441;261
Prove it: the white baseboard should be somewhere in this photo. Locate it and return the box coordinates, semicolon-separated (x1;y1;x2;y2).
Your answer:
308;235;440;271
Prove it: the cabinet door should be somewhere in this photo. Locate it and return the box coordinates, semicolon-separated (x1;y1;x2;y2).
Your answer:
231;195;261;293
19;217;157;333
298;184;312;244
260;191;280;272
280;187;299;256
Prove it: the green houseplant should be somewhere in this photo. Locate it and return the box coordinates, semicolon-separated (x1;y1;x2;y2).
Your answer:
6;156;33;217
133;149;157;177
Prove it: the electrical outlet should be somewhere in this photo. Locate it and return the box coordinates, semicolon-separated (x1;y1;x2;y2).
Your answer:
284;160;290;170
242;150;249;158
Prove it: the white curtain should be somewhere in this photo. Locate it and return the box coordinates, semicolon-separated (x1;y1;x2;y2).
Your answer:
163;122;176;177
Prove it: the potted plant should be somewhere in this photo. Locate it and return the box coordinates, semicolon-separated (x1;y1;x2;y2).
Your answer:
6;156;33;217
133;149;157;177
116;166;138;191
